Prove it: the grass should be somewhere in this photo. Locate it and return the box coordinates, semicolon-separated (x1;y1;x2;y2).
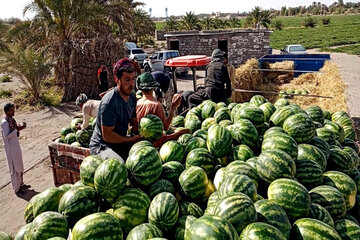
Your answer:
41;86;63;107
0;75;11;82
320;44;360;55
0;89;12;98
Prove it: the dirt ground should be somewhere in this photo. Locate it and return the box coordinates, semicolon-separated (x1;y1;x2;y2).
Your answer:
0;49;359;236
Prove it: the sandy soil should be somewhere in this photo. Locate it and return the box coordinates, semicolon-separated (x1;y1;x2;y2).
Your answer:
0;49;359;236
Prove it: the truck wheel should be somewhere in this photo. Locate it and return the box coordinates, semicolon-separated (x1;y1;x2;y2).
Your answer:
144;64;151;73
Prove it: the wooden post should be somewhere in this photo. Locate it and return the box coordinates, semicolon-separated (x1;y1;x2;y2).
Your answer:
172;67;178;93
192;67;197;91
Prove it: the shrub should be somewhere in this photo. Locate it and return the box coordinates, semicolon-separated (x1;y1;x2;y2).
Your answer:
304;17;317;28
0;75;11;82
322;18;331;25
0;89;12;98
272;20;284;30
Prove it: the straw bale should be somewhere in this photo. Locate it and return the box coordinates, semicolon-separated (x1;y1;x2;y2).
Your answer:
270;61;294;70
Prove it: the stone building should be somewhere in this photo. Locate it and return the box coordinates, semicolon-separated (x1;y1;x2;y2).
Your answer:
164;29;271;67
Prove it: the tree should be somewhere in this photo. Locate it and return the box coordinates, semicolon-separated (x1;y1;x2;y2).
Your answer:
201;17;215;30
164;16;179;31
228;17;241;28
213;18;230;29
133;9;155;43
0;20;10;52
271;20;284;30
181;11;202;30
247;7;272;28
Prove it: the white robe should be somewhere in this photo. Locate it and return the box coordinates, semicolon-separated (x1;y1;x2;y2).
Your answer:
1;118;24;192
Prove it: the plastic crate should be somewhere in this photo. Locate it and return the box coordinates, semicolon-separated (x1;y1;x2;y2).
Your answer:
48;139;90;186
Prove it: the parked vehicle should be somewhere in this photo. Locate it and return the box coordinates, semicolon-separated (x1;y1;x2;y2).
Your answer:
125;42;137;50
280;45;308;55
126;48;147;66
143;50;189;77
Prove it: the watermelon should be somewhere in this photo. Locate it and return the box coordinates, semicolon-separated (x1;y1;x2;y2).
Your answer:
343;138;359;154
225;160;261;186
342;214;359;225
219;174;257;201
175;215;196;240
327;147;354;172
60;127;72;138
201;100;218;119
94;158;127;200
297;143;327;172
205;192;220;215
112;188;150;232
71;118;83;129
226;119;258;148
240;222;287;240
309;203;335;227
283;113;315;143
179;166;208;199
259;102;276;122
213;168;226;190
148;192;179;232
207;124;232;158
28;187;65;219
332;111;350;123
213;192;256;233
14;223;32;240
250;95;267;107
254;199;291;239
323;110;331;120
65;132;77;144
263;126;286;138
171;116;185;128
72;213;123;240
139;114;164;141
186;148;217;174
269;105;303;127
148;179;175;199
324;121;345;143
128;140;153;156
184;137;207;155
234;106;265;126
306;105;325;124
228;102;237;111
76;129;91;145
310;136;331;160
0;232;11;240
71;141;82;147
316;127;336;145
291;218;341;240
219;119;233;127
256;149;296;184
217;102;227;108
126;146;162;186
79;155;104;187
295;159;324;188
179;201;203;218
256;122;270;138
214;107;231;123
343;146;359;168
185;215;238;239
159;140;184;163
161;161;184;185
262;133;298;160
229;145;254;162
334;219;360;240
268;178;310;220
274;98;290;108
127;223;164;239
54;138;65;144
177;134;193;145
323;171;357;210
309;185;346;219
230;104;243;121
26;211;68;240
192;129;207;140
344;125;357;141
201;117;216;131
348;168;360;194
58;186;100;227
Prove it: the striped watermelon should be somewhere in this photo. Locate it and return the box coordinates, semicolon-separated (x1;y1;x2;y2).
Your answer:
257;149;296;184
94;158;127;200
316;127;336;145
219;174;257;201
186;148;217;174
217;102;227;108
219;119;233;127
75;129;91;146
290;218;341;240
128;140;153;156
71;142;82;147
348;168;360;194
226;119;258;148
334;219;360;240
126;146;162;186
54;138;65;144
213;192;256;233
230;104;243;121
343;146;359;168
283;113;316;143
184;137;207;155
148;192;179;232
207;124;232;158
214;107;231;123
171;116;185;128
262;133;298;160
225;161;260;186
323;110;332;120
234;106;265;127
256;122;270;138
139;114;164;142
343;138;359;154
60;127;73;138
26;211;68;240
177;134;193;145
296;158;323;188
342;214;359;225
72;213;123;240
14;223;32;240
65;132;77;144
179;201;203;218
344;125;357;140
127;223;163;240
112;188;150;232
327;147;354;172
263;126;286;138
201;117;216;131
254;199;291;239
161;161;184;185
269;105;303;127
298;143;327;171
0;232;11;240
309;185;346;219
179;166;208;199
333;115;353;130
58;186;99;227
79;155;104;187
259;102;276;122
148;179;175;199
185;215;238;239
175;215;196;240
268;178;310;220
250;95;267;107
306;105;325;124
192;129;207;140
323;171;357;210
245;157;258;170
201;100;218;119
310;136;331;160
187;106;202;119
29;187;65;219
159;140;184;163
240;222;287;240
229;145;254;162
309;203;334;227
205;192;220;215
332;111;350;123
213;168;226;190
228;102;237;111
274;98;290;108
324;121;345;143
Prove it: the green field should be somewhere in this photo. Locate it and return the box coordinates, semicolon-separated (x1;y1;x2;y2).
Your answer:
321;44;360;55
155;14;360;53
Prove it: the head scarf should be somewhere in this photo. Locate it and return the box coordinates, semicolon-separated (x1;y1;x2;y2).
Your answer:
136;73;160;91
211;49;224;63
75;93;88;106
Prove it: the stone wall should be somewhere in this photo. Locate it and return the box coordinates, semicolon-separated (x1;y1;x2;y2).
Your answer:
155;30;166;41
165;29;271;67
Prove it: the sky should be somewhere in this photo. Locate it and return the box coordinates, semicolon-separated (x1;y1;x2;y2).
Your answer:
1;0;338;19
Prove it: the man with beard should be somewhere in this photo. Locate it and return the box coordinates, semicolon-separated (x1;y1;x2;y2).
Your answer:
89;58;141;162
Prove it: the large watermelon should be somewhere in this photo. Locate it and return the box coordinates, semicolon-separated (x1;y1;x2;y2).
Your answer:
263;126;286;138
219;174;257;201
161;161;184;185
128;140;153;156
29;187;66;219
240;222;287;240
268;178;310;220
201;100;218;119
225;160;261;186
126;146;162;186
343;125;357;141
75;129;91;146
309;203;335;227
259;102;276;122
72;213;123;240
207;124;232;158
187;106;202;119
127;223;163;240
171;116;185;128
60;127;73;138
148;192;179;232
229;145;254;162
139;114;164;142
298;143;327;171
269;105;303;127
324;121;345;143
159;140;184;163
274;98;290;108
65;132;77;144
250;95;267;106
332;111;351;123
179;201;203;218
186;148;217;174
334;219;360;240
174;215;197;240
201;117;216;131
94;158;127;200
283;113;315;143
214;107;231;123
58;186;100;227
178;134;193;145
262;133;298;160
327;147;354;172
148;179;175;199
192;129;208;140
316;127;336;145
295;159;323;189
14;223;32;240
290;218;341;240
310;136;331;160
306;105;325;124
179;166;208;199
226;119;258;148
79;155;104;187
234;106;265;127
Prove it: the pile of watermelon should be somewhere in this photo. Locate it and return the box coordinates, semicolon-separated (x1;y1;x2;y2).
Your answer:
6;95;360;240
54;117;96;148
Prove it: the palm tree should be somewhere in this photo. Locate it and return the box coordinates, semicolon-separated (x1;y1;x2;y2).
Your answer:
260;10;272;28
228;17;241;28
213;18;230;29
201;17;214;30
164;16;179;32
0;20;10;52
248;7;272;28
181;11;201;30
133;9;155;43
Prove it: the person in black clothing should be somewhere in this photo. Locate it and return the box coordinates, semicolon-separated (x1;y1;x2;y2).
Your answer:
188;49;231;108
98;65;109;93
